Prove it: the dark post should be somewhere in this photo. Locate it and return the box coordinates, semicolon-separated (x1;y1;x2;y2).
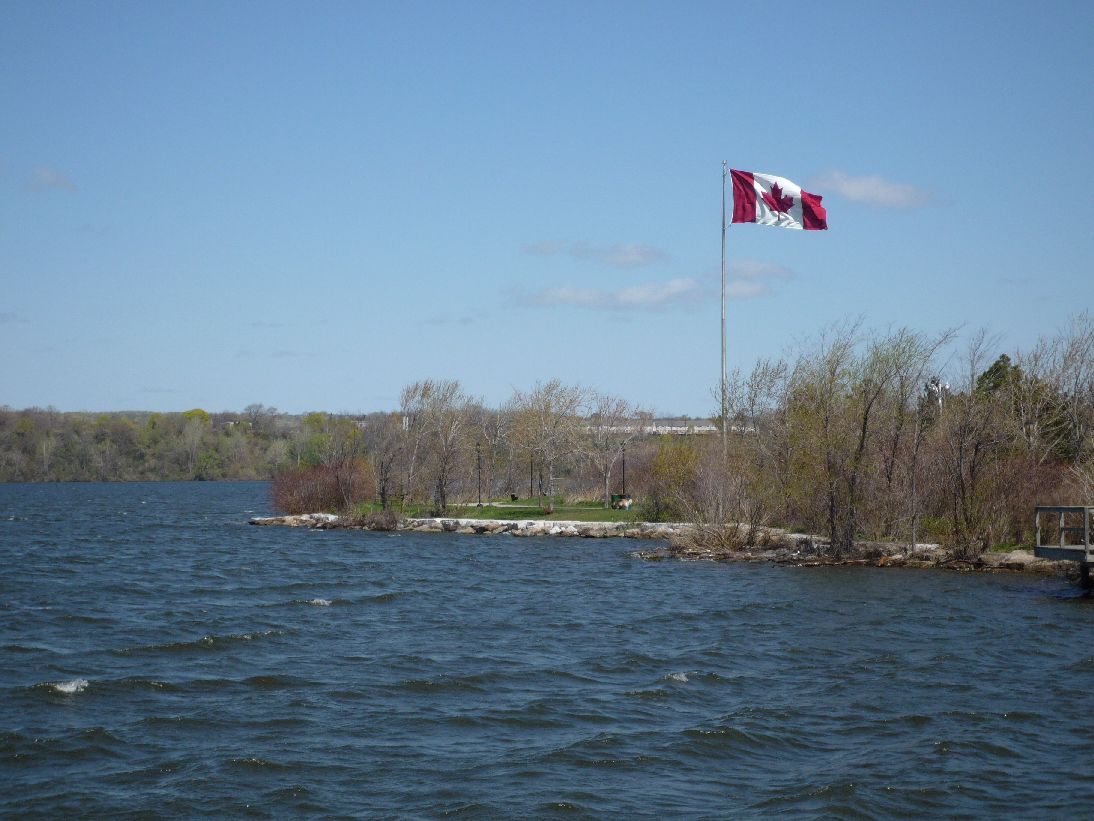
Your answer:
621;444;626;496
476;441;482;506
529;456;533;499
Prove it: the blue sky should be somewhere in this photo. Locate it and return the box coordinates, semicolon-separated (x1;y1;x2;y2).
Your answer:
2;0;1092;415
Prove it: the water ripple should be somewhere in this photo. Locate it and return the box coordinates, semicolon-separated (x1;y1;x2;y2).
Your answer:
2;481;1093;818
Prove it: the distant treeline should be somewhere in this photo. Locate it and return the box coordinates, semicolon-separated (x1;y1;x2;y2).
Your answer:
0;390;665;496
4;312;1092;556
0;405;315;482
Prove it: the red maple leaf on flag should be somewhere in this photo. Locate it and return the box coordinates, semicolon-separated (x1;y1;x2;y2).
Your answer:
761;182;794;214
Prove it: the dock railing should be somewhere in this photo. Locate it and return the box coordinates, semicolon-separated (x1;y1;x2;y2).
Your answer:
1034;506;1093;564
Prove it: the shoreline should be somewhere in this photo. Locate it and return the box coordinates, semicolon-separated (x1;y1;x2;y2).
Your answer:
249;513;1080;580
251;513;695;540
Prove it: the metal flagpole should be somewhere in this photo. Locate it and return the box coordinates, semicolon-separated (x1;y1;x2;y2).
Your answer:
721;161;728;456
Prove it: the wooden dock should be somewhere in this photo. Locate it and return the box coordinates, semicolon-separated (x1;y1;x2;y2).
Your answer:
1034;506;1092;588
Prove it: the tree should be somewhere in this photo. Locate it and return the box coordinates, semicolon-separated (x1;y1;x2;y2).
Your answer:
874;328;953;544
583;391;648;507
723;358;790;540
364;413;404;510
469;401;507;501
396;380;471;513
510;380;588;508
399;381;433;504
937;331;1009;556
773;324;949;554
1011;341;1068;465
1054;311;1094;464
180;417;208;477
643;436;700;522
421;380;471;514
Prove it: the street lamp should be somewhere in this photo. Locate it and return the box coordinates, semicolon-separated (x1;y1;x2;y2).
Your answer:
476;441;483;506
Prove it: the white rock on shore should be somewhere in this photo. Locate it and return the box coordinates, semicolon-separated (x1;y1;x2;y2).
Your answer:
249;513;339;527
247;513;692;540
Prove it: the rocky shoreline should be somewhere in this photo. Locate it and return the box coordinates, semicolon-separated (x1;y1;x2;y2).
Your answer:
249;513;694;540
641;538;1080;578
248;513;1083;580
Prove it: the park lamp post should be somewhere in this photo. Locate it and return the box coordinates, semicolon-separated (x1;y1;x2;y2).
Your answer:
476;441;483;506
621;444;626;497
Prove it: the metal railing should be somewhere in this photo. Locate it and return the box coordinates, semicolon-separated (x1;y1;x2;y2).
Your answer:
1034;506;1093;563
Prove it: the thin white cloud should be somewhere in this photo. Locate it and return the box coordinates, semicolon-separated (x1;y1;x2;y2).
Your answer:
521;241;668;268
238;348;317;360
615;277;699;305
29;167;77;193
726;280;770;298
423;312;475;327
812;171;930;208
535;277;700;308
521;241;567;256
521;275;771;310
730;260;794;280
269;350;317;359
576;242;668;268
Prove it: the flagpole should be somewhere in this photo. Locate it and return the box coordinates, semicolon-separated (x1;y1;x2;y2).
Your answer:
721;161;728;456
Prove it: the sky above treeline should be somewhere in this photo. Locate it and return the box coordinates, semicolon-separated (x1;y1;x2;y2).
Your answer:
2;1;1092;416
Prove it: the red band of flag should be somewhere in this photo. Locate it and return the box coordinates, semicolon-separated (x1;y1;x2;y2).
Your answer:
800;191;827;231
730;170;756;224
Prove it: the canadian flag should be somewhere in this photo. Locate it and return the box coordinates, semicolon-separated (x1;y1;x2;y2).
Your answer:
731;169;827;231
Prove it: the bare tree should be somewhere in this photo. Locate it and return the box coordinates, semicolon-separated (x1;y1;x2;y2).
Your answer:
583;391;649;507
510;380;588;508
324;417;370;510
39;433;60;477
774;324;946;554
1054;311;1094;464
399;381;433;504
180;418;206;477
873;328;954;543
937;330;1008;556
782;322;860;553
421;380;471;514
723;358;789;541
469;401;507;501
364;413;403;510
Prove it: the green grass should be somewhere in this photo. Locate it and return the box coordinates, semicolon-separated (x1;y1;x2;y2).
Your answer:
988;541;1032;553
355;496;640;523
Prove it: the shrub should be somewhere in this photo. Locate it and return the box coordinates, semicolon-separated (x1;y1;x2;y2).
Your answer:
638;437;699;522
337;508;402;530
363;508;400;531
271;460;376;514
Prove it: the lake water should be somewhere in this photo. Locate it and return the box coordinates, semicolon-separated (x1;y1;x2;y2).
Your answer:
2;482;1093;818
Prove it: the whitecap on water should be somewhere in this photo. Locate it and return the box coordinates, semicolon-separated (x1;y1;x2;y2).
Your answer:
666;672;689;683
306;598;332;607
51;678;89;694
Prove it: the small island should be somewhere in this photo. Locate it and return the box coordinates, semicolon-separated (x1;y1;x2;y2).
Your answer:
249;508;1083;582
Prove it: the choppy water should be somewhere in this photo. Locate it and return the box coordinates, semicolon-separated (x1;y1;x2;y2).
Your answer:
2;482;1093;818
